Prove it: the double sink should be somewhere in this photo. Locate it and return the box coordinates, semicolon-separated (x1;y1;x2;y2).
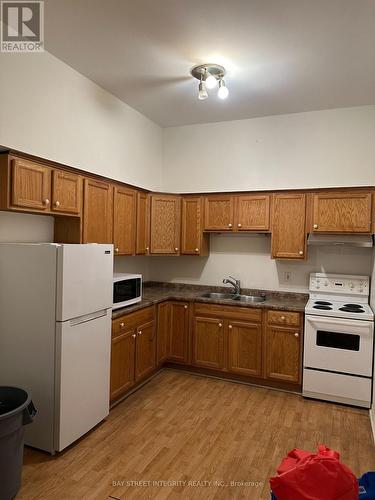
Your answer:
200;292;266;303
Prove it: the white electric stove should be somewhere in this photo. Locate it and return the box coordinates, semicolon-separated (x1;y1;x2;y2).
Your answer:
303;273;374;408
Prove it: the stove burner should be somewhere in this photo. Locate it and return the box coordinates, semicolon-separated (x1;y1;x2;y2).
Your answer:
313;305;333;310
339;306;365;313
344;304;363;308
314;301;332;306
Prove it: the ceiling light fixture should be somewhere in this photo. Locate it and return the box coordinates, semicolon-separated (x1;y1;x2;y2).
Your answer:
191;63;229;101
198;74;208;100
218;78;229;99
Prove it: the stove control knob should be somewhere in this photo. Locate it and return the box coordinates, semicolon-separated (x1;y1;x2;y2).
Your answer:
360;289;363;293
324;282;328;286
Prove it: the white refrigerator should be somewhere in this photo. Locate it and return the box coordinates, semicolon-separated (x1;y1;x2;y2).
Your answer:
0;243;113;454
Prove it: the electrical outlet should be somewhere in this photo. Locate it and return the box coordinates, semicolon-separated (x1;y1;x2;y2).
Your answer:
284;272;292;282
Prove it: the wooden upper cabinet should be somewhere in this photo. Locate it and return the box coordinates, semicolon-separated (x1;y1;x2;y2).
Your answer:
181;197;209;256
311;192;372;233
204;195;235;231
136;191;150;255
11;159;51;211
227;320;262;377
169;302;190;364
83;178;113;243
113;186;136;255
265;325;301;384
110;328;136;402
271;194;306;259
192;316;224;370
51;170;82;215
150;194;181;254
135;320;156;381
236;195;270;231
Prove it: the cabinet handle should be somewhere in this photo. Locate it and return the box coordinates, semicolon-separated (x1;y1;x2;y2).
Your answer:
132;333;136;339
313;224;318;229
218;323;223;328
195;248;199;252
120;322;125;328
299;250;303;256
184;305;188;309
281;316;285;321
294;332;299;338
228;324;232;329
115;247;119;253
228;223;232;228
138;330;142;335
175;247;179;252
43;198;50;206
145;247;149;253
237;223;242;228
54;200;60;208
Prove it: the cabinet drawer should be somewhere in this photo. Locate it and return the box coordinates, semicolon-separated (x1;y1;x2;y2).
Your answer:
267;310;300;327
112;306;154;337
194;303;262;322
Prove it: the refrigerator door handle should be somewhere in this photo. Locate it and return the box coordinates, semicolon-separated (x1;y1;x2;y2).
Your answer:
68;309;109;327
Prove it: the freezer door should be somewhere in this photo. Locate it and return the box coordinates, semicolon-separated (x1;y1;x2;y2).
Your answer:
55;309;111;452
56;244;113;321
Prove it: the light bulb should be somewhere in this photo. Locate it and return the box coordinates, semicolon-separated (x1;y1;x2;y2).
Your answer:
198;81;208;100
205;72;217;89
218;79;229;99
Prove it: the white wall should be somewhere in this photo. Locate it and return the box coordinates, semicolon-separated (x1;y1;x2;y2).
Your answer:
163;105;375;193
148;234;373;292
0;212;54;242
0;51;163;191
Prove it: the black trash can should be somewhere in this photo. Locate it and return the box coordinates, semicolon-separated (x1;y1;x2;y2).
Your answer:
0;387;37;500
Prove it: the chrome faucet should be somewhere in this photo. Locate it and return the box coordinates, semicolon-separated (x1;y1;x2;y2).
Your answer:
223;276;241;295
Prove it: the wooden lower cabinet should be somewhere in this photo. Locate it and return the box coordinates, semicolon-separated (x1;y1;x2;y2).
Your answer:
157;302;171;365
110;307;156;403
110;328;136;401
192;316;224;369
265;324;301;383
227;320;262;377
156;301;190;365
135;320;156;380
169;302;190;363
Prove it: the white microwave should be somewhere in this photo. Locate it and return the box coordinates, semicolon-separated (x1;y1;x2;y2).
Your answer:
113;273;142;310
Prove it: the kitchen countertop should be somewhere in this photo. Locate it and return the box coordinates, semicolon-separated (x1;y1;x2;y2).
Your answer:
112;282;308;319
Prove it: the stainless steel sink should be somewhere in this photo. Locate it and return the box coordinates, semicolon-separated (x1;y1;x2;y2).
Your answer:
200;292;266;303
200;292;236;300
232;295;266;303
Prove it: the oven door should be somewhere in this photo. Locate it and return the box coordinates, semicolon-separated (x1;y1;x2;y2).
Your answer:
113;278;141;309
304;315;373;377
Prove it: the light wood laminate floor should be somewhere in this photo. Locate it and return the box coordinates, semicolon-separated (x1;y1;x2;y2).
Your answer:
19;370;375;500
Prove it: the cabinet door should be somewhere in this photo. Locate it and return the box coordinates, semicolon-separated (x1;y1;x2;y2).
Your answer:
113;186;136;255
136;192;150;255
157;302;171;365
169;302;190;363
181;197;206;255
192;316;224;370
150;194;181;254
51;170;82;215
265;326;301;383
271;194;306;259
204;195;234;231
11;159;51;211
228;321;262;377
83;178;113;243
135;320;156;380
236;195;270;231
312;192;372;233
110;329;136;401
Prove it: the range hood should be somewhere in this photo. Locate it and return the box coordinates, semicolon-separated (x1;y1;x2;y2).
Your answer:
307;234;373;247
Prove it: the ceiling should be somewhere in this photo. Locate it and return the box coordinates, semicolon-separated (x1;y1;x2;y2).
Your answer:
44;0;375;127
